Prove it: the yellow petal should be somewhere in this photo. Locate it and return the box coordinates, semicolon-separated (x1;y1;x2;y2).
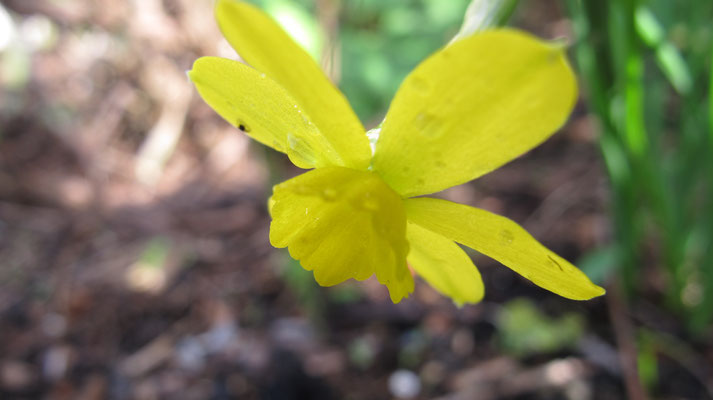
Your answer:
189;56;344;168
216;0;371;170
270;167;413;302
407;222;484;306
404;198;605;300
267;196;275;216
372;29;577;197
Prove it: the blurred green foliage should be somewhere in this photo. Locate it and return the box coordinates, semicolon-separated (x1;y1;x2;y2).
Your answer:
567;0;713;333
498;298;585;357
139;237;171;268
339;0;469;121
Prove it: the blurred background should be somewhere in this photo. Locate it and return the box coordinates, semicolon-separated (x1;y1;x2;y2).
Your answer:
1;0;712;399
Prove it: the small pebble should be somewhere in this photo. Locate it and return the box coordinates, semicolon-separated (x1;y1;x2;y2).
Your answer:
388;369;421;399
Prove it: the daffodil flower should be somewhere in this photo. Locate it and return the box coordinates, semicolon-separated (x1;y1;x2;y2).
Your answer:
189;0;605;304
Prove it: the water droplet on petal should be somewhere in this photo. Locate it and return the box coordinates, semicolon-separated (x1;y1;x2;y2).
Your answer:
414;112;443;139
322;188;337;201
434;153;445;168
500;230;514;245
361;196;379;211
300;113;311;126
287;133;298;150
293;184;309;195
410;76;431;95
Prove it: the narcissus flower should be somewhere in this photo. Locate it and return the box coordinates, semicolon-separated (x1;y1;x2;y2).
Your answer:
189;0;605;304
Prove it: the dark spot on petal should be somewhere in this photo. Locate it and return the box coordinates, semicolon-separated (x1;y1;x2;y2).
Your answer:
547;254;564;271
235;119;250;133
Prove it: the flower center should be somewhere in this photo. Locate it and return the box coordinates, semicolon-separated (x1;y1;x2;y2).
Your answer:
268;166;413;301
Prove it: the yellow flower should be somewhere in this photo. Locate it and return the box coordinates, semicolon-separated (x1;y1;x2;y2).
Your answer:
189;0;605;304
